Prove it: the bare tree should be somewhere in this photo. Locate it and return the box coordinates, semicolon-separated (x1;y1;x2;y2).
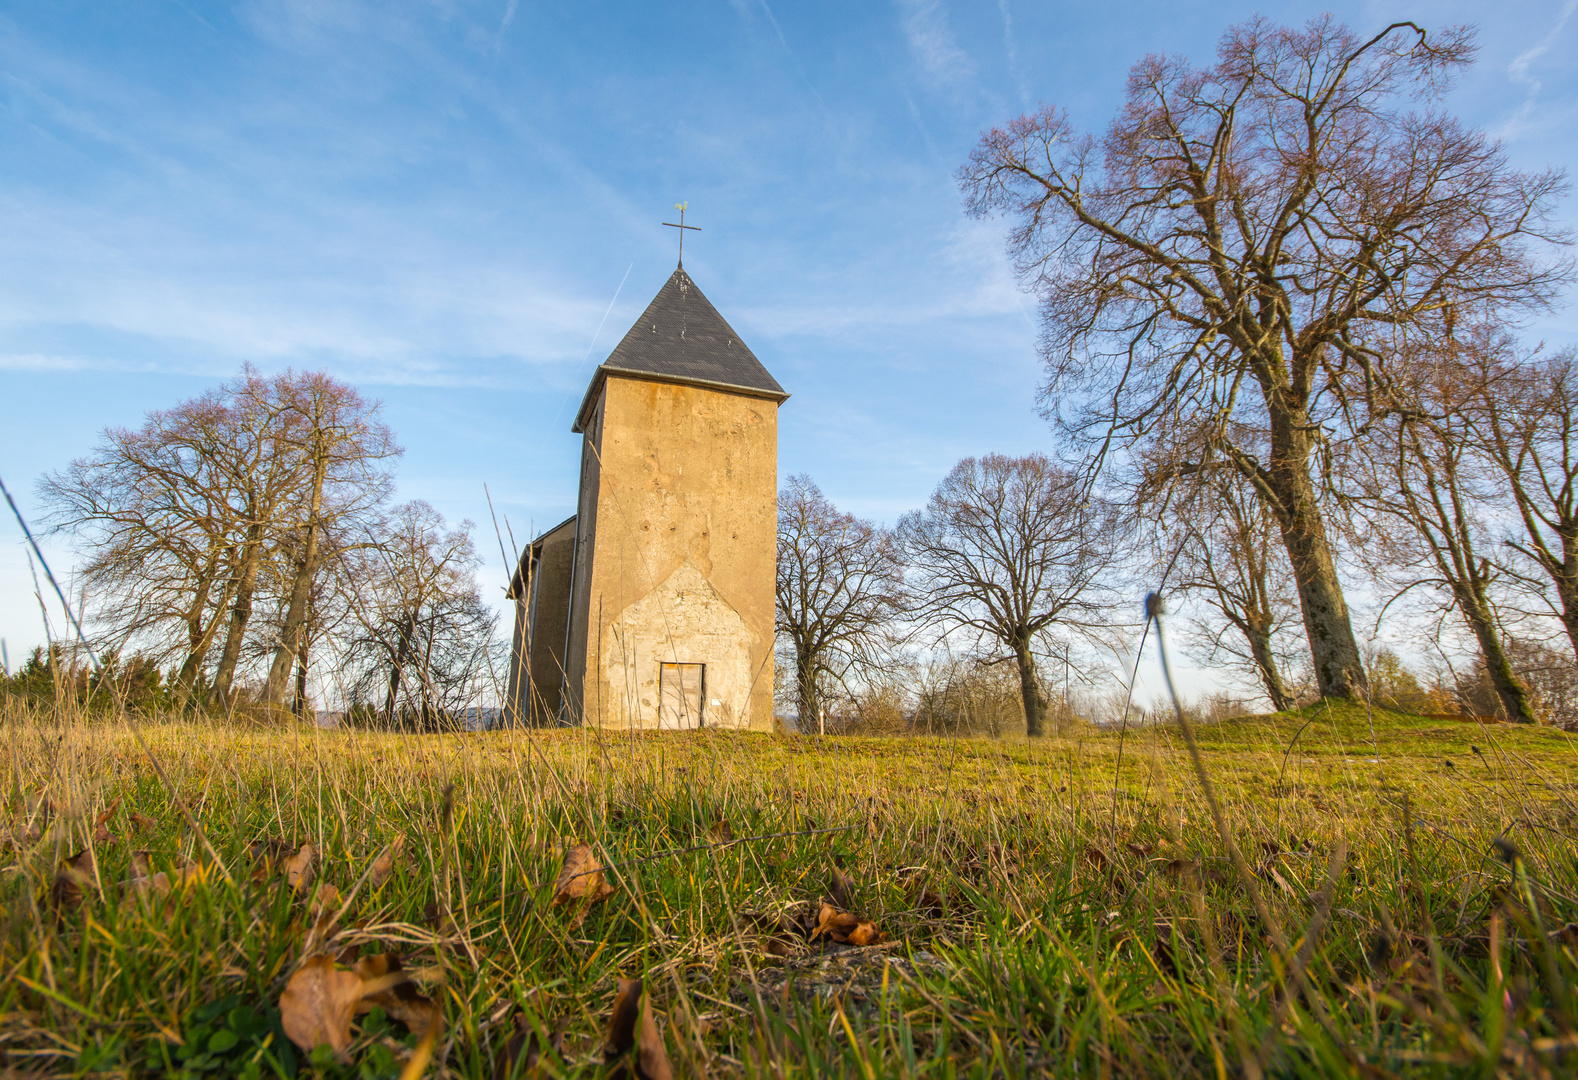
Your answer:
775;475;906;728
41;391;246;706
343;501;496;730
42;368;401;713
1466;344;1578;662
1162;463;1303;710
897;454;1121;737
262;373;399;706
958;16;1571;699
1346;368;1537;722
206;369;316;705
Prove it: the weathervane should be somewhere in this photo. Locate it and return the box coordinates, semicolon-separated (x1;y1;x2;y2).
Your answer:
662;202;700;268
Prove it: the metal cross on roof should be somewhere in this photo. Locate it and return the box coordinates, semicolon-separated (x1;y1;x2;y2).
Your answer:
662;202;701;268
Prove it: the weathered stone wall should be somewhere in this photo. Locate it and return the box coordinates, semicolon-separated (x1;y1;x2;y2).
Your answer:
524;521;575;723
573;375;778;730
562;393;605;721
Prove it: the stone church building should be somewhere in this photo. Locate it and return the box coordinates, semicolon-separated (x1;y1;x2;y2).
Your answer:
505;265;786;730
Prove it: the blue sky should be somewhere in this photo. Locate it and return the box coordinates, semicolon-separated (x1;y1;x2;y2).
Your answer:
1;0;1575;696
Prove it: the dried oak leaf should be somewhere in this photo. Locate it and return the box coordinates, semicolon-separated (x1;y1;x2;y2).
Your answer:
764;935;796;957
124;851;171;900
51;849;98;910
491;1013;566;1080
907;881;946;919
367;835;406;889
827;866;854;910
283;843;316;893
810;901;887;946
552;841;615;927
603;977;673;1080
91;797;123;844
279;953;364;1059
248;838;293;882
354;952;439;1038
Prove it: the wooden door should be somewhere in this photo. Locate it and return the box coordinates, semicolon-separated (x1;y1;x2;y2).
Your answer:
659;663;704;729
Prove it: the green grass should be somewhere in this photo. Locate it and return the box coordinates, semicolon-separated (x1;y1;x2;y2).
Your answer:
3;699;1576;1078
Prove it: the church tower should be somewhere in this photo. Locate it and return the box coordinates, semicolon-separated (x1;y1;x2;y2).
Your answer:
506;265;787;730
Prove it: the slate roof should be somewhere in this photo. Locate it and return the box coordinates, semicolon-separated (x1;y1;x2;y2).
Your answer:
572;267;787;432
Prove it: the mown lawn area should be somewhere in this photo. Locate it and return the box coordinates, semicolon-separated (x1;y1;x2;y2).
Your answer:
3;701;1576;1078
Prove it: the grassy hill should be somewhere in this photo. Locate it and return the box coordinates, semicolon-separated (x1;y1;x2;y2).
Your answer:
2;700;1575;1077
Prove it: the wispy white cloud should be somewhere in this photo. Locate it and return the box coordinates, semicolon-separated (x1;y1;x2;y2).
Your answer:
894;0;975;93
996;0;1031;109
1498;0;1578;140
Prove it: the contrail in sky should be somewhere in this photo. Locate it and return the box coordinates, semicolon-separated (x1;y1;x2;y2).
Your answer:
584;262;635;364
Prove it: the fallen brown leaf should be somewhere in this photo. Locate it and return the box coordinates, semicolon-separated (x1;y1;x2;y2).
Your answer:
764;935;796;957
812;901;858;942
283;843;315;893
125;851;171;899
307;882;343;934
845;920;884;946
810;900;885;945
1264;864;1297;897
603;978;673;1080
491;1013;566;1080
279;954;363;1059
552;841;614;927
51;849;97;910
89;797;123;844
354;952;439;1038
828;865;854;910
367;835;406;889
907;879;945;918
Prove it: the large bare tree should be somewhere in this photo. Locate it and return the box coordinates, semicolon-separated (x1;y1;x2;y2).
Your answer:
261;373;399;706
897;453;1121;737
43;368;400;713
775;475;906;729
958;16;1571;699
42;389;248;705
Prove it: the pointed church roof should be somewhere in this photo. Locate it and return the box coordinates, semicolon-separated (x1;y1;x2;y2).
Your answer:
573;267;787;432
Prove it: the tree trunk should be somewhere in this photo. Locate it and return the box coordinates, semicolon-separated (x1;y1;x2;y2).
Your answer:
1245;619;1294;712
1013;638;1043;737
173;570;227;710
1262;403;1367;699
384;612;417;726
1457;583;1537;723
795;644;818;734
210;522;265;705
265;453;328;704
292;634;310;720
